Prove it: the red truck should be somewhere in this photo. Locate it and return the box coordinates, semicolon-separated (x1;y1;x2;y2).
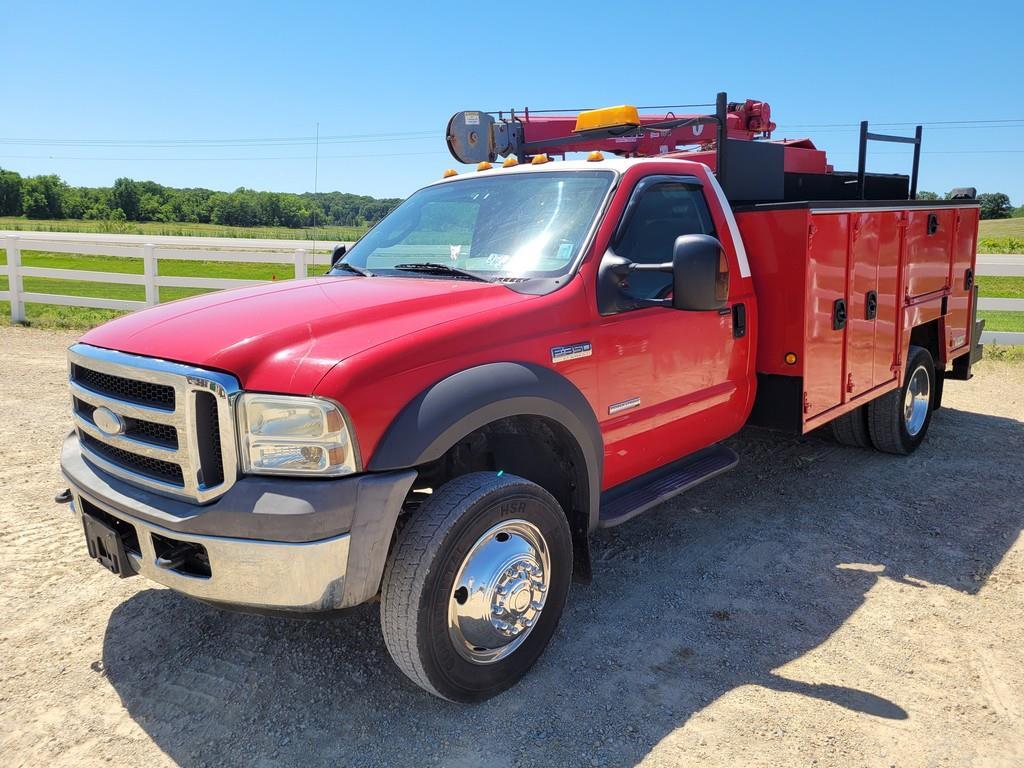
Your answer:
59;93;983;702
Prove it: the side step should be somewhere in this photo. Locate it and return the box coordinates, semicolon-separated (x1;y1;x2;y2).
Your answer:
598;444;739;528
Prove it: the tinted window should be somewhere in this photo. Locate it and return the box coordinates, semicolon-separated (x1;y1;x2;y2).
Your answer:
614;182;716;299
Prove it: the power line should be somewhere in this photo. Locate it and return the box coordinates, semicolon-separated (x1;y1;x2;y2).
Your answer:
4;148;1019;164
778;125;1024;136
0;130;436;148
3;148;1021;164
0;151;448;162
485;103;716;114
776;118;1024;129
2;114;1022;162
831;149;1024;155
312;121;320;259
3;117;1022;148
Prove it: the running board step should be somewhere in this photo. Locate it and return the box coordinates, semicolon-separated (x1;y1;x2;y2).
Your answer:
598;444;738;528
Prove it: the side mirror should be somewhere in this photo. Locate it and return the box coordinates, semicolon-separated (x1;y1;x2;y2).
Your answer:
330;243;347;267
671;234;729;311
596;233;728;315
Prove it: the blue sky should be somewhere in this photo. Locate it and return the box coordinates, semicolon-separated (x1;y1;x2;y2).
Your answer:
2;0;1021;203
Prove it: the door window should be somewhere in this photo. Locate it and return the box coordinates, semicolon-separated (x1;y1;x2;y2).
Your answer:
613;182;716;300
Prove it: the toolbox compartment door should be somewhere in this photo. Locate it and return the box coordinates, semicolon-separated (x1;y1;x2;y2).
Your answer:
843;212;877;400
871;212;901;388
945;207;979;356
843;211;901;402
904;208;954;299
803;213;849;418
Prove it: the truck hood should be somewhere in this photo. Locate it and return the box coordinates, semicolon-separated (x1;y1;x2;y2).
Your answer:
80;275;533;393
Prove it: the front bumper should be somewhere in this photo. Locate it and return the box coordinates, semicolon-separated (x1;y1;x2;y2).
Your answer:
61;432;416;612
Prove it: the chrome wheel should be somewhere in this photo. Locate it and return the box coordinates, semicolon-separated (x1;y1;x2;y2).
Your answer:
903;365;931;437
447;519;550;665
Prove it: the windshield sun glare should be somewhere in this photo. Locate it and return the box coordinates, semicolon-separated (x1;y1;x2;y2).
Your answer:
334;171;614;282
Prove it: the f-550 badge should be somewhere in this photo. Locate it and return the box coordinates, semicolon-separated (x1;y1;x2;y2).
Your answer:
551;342;592;363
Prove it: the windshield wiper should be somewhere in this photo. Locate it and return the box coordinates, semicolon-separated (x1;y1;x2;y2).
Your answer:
392;263;492;282
333;262;373;277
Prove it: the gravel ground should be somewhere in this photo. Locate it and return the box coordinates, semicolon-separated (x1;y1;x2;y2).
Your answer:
1;325;1021;768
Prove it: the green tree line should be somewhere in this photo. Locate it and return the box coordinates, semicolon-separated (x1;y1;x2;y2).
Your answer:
0;168;401;228
917;190;1021;220
1;166;1019;228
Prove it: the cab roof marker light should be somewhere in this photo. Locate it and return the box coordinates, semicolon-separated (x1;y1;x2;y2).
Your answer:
574;105;640;133
587;151;604;162
531;154;550;165
502;156;519;168
477;161;493;171
443;169;458;178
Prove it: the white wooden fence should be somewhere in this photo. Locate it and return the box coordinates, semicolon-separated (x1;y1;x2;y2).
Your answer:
0;233;346;323
976;255;1024;346
1;233;1022;344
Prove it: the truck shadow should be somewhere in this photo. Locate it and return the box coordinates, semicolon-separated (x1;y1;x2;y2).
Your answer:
100;405;1023;768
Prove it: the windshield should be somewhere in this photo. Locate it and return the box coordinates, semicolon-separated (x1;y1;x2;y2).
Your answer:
333;171;614;281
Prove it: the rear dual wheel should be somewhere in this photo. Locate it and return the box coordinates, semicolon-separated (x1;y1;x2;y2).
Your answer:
868;345;935;454
380;472;572;702
831;404;872;448
832;345;936;454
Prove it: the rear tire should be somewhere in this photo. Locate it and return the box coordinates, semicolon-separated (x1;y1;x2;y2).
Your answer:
831;405;872;449
867;345;935;455
380;472;572;702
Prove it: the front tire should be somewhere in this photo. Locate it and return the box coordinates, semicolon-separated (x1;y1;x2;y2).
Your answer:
867;345;936;454
380;472;572;702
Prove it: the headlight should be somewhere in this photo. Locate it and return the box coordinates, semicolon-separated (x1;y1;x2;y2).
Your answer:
236;394;358;476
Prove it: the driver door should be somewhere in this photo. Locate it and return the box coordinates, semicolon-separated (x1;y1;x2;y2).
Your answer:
595;177;739;488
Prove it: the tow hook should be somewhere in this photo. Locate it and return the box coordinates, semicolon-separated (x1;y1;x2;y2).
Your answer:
155;543;196;571
54;488;72;504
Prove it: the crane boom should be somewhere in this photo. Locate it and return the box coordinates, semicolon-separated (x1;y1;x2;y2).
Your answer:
447;93;774;165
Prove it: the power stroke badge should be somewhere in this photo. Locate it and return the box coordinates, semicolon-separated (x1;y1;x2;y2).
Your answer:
551;342;592;364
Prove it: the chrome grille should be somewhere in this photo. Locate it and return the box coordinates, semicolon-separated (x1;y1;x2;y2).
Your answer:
68;344;239;503
73;397;180;448
80;432;185;485
70;363;176;408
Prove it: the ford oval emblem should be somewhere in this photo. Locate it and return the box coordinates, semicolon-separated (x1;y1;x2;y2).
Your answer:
93;406;126;437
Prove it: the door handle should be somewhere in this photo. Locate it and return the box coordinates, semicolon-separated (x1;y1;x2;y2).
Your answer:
832;298;848;331
732;303;747;338
964;268;974;291
865;290;878;320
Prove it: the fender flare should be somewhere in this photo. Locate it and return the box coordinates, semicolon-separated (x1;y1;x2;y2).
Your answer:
367;362;604;531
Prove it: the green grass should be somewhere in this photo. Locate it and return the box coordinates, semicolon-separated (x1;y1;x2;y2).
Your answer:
975;269;1024;334
978;238;1024;254
0;250;296;329
0;216;369;242
1;238;1023;334
978;218;1024;239
0;213;1016;247
978;310;1024;333
981;344;1024;363
976;276;1024;299
978;219;1024;254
